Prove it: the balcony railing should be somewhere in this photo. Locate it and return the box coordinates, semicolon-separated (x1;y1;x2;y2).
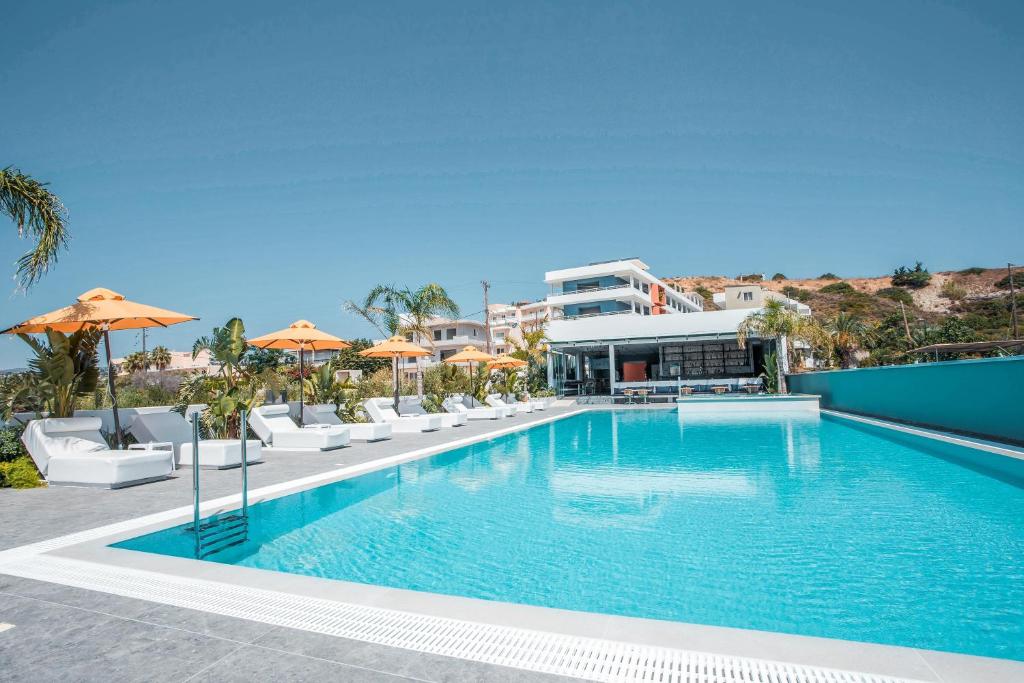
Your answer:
560;308;636;321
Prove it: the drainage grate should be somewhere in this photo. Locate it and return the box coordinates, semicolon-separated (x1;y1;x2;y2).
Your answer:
0;555;922;683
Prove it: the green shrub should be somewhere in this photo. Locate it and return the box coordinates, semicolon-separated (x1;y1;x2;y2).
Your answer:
891;262;931;289
0;456;43;488
818;272;839;280
771;273;787;281
0;426;26;462
877;287;914;305
781;286;813;302
941;279;967;301
694;286;713;302
995;271;1024;290
819;281;855;295
958;267;985;276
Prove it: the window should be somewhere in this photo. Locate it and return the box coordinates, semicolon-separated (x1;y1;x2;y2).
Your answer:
576;280;601;292
446;328;456;340
643;306;650;315
642;283;649;294
433;330;442;341
742;291;754;301
472;329;477;337
578;305;602;316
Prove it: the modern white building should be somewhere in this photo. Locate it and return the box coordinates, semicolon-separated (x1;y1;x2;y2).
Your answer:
543;259;812;399
544;258;704;319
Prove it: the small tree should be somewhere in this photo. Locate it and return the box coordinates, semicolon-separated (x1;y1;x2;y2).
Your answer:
892;262;931;289
825;313;873;368
736;300;825;394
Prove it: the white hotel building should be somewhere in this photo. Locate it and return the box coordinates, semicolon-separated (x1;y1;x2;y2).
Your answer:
543;258;810;398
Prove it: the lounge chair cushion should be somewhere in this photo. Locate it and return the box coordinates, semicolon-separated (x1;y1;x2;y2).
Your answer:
21;418;173;487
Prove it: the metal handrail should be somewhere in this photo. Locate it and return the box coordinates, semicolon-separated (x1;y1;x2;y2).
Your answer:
191;409;250;559
549;282;638;296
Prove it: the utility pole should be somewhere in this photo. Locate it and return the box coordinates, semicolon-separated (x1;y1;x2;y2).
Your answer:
481;280;492;354
1009;262;1019;339
899;301;913;343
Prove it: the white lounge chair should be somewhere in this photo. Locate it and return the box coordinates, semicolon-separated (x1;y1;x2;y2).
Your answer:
443;396;504;420
129;411;262;469
21;417;174;488
302;404;392;442
399;397;467;428
363;398;443;432
249;404;350;450
485;394;533;414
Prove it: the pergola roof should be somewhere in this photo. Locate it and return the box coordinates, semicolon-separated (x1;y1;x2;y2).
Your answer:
909;340;1024;354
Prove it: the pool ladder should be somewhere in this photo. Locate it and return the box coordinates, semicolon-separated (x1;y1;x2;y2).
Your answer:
186;409;250;560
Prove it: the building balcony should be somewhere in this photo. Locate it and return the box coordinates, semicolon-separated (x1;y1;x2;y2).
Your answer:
546;285;647;308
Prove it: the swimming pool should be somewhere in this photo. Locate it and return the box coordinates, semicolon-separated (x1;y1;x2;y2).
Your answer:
114;409;1024;661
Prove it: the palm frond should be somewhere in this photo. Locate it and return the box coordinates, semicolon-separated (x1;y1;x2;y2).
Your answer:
1;167;70;289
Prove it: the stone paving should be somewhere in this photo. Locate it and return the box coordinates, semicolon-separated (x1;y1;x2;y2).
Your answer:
0;407;580;682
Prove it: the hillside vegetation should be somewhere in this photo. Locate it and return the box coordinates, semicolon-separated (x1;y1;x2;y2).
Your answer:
664;266;1022;366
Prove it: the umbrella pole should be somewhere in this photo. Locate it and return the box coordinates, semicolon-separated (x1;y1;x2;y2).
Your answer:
469;361;475;408
103;330;122;449
298;344;305;427
393;355;400;411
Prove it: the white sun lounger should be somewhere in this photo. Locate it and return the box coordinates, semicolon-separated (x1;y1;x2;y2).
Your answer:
363;398;443;433
485;394;533;414
398;397;467;428
302;404;392;442
129;411;262;469
21;417;174;488
249;404;350;451
443;397;504;420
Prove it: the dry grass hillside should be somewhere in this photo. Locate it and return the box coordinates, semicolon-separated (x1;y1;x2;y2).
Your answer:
663;268;1020;336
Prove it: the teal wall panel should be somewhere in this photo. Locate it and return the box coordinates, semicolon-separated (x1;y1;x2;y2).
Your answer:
788;357;1024;444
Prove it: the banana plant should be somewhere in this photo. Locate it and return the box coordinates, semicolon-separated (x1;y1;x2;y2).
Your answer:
11;328;101;418
190;318;256;438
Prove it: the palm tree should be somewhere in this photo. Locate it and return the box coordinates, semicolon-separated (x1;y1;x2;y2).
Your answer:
1;167;69;288
344;283;459;397
510;317;549;393
150;345;172;371
826;313;873;369
121;351;148;374
736;299;825;394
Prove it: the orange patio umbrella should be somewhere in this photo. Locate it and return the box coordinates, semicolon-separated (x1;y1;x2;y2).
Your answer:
443;345;495;407
1;287;198;448
486;354;527;370
248;320;350;426
359;335;431;411
358;335;431;411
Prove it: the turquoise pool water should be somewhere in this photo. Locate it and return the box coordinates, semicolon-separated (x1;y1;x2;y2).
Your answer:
114;410;1024;660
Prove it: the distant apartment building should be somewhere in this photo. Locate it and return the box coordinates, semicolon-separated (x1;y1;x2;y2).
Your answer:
111;349;219;375
487;300;557;355
712;284;811;316
397;317;488;378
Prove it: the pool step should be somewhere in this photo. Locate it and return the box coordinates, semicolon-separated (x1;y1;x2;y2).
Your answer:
187;513;249;559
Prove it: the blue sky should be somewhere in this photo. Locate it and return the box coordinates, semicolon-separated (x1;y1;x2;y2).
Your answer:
2;0;1022;368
